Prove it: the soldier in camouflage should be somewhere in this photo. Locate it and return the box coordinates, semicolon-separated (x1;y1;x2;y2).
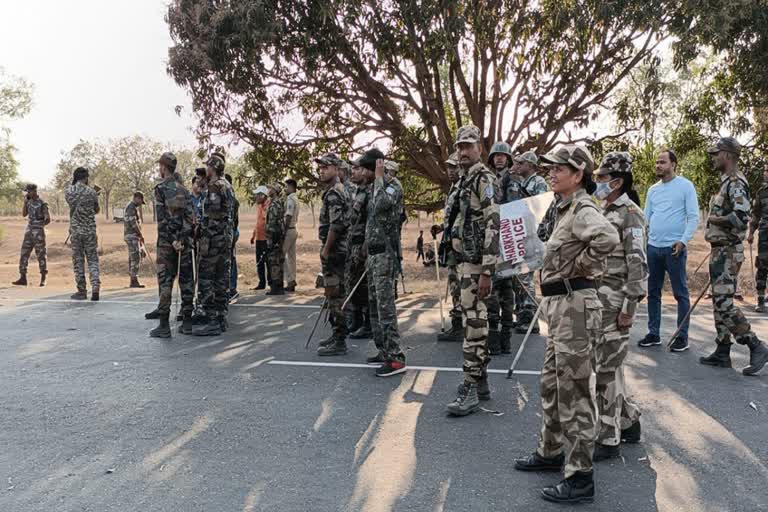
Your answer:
345;158;373;339
437;152;464;342
514;144;619;504
445;126;500;416
266;182;287;295
193;152;234;336
592;152;646;460
225;174;241;301
361;149;407;376
13;183;50;287
315;153;350;355
699;137;768;376
144;153;195;338
65;167;101;300
124;191;146;288
748;162;768;312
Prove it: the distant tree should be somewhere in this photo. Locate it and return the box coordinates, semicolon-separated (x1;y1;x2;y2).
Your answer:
0;67;33;203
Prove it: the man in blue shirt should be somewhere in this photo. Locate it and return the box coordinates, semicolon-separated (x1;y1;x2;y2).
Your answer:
640;150;700;352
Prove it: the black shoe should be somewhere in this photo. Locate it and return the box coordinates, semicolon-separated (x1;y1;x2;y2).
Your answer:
376;360;407;377
318;334;336;348
145;308;162;320
12;274;27;286
541;471;594;504
500;331;512;354
638;334;661;347
192;320;222;337
39;272;47;287
366;352;386;365
71;290;87;300
149;316;172;338
317;341;347;356
477;377;491;401
744;339;768;376
593;442;621;461
129;277;145;288
621;420;641;444
756;297;766;313
488;330;502;355
438;317;463;342
91;291;100;302
669;336;689;352
514;452;564;472
699;343;732;368
180;316;193;334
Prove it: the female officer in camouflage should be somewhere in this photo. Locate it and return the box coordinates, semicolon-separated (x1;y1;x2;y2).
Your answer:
514;145;619;504
591;152;646;461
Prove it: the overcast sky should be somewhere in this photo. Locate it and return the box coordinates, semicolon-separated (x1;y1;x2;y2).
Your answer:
1;0;198;187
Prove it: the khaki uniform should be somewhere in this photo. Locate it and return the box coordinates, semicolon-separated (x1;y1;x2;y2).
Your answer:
596;194;646;446
538;189;619;478
283;192;300;286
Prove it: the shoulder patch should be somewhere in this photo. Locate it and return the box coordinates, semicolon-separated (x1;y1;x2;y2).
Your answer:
631;228;643;238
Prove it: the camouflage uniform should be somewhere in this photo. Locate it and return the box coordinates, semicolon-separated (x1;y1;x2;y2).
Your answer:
346;183;370;320
535;146;619;479
319;181;350;343
19;196;50;276
451;159;500;384
283;191;300;287
198;175;234;319
154;177;195;316
596;193;646;446
65;182;101;293
123;201;142;279
750;183;768;299
443;178;463;323
366;174;406;363
266;190;286;289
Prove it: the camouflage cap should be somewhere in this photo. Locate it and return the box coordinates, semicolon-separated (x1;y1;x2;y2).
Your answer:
158;152;178;170
314;153;342;167
445;151;460;167
540;144;595;175
206;151;226;173
595;151;633;176
514;151;539;167
455;125;482;146
253;185;269;196
707;136;741;156
384;160;399;175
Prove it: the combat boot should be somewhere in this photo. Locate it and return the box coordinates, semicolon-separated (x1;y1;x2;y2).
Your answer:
621;420;641;444
350;311;372;339
317;334;336;348
39;271;47;287
145;308;162;320
446;382;480;416
514;452;564;472
699;343;732;368
91;288;100;301
149;316;172;338
756;296;767;313
12;273;27;286
487;330;502;355
437;316;463;342
593;442;621;461
541;470;594;504
71;289;87;300
317;339;347;356
193;318;222;337
130;277;145;288
346;308;362;334
180;315;194;334
499;330;512;354
477;374;491;401
743;337;768;376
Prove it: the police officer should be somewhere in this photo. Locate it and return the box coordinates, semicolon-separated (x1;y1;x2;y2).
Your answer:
514;145;619;504
592;152;646;459
266;182;286;295
124;191;146;288
145;152;195;338
283;179;300;292
700;137;768;375
345;157;373;339
13;183;50;287
315;153;350;355
446;126;500;415
748;162;768;312
436;152;464;342
65;167;101;301
225;174;240;300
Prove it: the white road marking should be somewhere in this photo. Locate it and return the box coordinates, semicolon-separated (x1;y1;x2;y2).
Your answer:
267;359;540;376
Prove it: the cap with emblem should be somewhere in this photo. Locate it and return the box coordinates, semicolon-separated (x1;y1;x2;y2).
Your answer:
253;185;269;196
314;153;342;167
446;151;460;167
455;125;482;146
158;152;178;171
595;151;633;176
540;144;595;175
514;151;539;167
707;137;741;156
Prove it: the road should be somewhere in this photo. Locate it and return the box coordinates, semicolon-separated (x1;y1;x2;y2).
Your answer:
0;287;766;511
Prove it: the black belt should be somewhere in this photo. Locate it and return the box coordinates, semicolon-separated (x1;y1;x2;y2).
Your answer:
540;278;596;297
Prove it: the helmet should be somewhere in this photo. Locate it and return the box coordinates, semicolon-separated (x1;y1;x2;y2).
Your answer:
487;141;513;166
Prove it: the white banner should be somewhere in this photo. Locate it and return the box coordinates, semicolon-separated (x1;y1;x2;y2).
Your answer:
496;191;555;277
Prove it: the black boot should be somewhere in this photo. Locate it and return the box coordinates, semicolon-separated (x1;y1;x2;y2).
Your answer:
193;318;222;336
744;337;768;376
499;330;512;354
149;316;171;338
91;290;100;301
180;315;193;334
621;420;641;444
437;316;463;342
317;339;347;356
346;307;362;334
476;374;491;401
488;330;502;355
12;273;27;286
756;296;766;313
541;471;595;504
350;310;372;339
145;308;162;320
699;342;732;368
285;281;296;292
71;289;87;300
593;442;621;461
514;452;564;472
130;277;145;288
39;271;47;287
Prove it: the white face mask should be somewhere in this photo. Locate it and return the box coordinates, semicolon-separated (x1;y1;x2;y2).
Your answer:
593;179;618;200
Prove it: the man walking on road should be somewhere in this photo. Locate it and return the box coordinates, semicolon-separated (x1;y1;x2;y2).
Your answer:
639;149;699;352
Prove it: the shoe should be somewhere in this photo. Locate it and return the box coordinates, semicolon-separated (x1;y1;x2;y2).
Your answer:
541;471;594;504
488;330;502;355
446;382;480;416
500;331;512;354
593;442;621;461
669;337;689;352
180;315;194;334
39;272;47;287
346;308;363;334
638;334;661;347
145;308;162;320
149;316;172;338
366;352;386;365
91;291;100;302
744;338;768;376
129;277;145;288
514;452;564;472
71;290;87;300
699;343;732;368
756;297;766;313
477;377;491;401
621;420;641;444
318;334;336;348
12;274;27;286
317;341;348;356
376;360;407;377
193;319;222;336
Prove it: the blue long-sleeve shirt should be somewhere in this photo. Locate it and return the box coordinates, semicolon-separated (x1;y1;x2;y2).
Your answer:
645;176;700;248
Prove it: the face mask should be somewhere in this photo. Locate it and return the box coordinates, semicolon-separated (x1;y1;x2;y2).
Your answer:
593;180;615;200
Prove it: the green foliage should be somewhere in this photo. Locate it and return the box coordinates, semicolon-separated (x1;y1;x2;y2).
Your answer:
0;68;34;201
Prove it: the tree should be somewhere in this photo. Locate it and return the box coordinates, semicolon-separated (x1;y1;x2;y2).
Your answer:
166;0;670;189
0;68;33;203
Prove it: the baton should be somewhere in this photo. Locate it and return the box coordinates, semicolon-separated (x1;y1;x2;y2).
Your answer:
64;234;70;246
514;274;540;308
305;297;328;349
507;301;543;378
175;253;182;320
342;269;368;311
666;277;712;349
433;237;446;332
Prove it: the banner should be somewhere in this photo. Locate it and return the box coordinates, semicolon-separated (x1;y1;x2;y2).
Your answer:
496;191;555;277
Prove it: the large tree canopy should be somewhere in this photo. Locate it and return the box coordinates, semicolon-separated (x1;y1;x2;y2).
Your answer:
167;0;671;189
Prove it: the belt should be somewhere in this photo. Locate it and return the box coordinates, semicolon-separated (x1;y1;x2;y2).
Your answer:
540;277;596;297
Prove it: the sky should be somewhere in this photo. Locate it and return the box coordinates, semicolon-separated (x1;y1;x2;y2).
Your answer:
1;0;198;187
